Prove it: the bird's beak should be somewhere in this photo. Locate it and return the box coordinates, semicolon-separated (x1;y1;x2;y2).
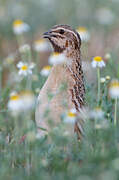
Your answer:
43;30;52;38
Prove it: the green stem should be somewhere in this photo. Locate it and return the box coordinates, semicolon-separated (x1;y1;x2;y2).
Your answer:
16;34;24;47
0;67;2;101
114;97;118;126
16;34;26;60
97;67;100;104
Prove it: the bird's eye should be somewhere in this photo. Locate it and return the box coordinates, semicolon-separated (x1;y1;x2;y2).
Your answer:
59;29;65;34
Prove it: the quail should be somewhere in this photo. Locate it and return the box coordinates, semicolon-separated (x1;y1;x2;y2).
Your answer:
35;25;85;139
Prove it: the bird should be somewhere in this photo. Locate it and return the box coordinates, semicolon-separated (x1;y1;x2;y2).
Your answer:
35;25;85;139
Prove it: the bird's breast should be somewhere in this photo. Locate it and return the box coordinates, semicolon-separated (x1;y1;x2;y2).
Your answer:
35;64;75;131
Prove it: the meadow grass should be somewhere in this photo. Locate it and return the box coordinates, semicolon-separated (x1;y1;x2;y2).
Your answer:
1;1;119;179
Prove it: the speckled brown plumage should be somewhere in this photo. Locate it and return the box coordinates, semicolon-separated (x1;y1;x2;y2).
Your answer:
35;24;85;139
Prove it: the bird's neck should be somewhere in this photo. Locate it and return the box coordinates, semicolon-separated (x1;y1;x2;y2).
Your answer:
65;48;85;111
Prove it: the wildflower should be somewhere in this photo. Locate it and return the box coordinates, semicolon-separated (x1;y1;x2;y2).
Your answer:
7;91;35;115
64;108;77;124
78;107;104;121
100;77;106;83
7;91;23;113
91;56;105;103
19;44;31;53
19;90;35;110
105;75;111;81
96;8;115;25
109;79;119;126
4;55;14;65
109;79;119;99
13;19;30;35
17;61;35;76
48;52;66;65
40;65;51;76
90;107;104;119
77;27;90;42
91;56;106;68
33;39;51;52
104;53;111;60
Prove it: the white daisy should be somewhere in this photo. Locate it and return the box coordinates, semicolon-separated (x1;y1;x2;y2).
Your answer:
77;27;90;42
64;108;77;124
8;91;35;115
17;61;35;76
105;75;111;80
33;39;51;52
100;77;106;83
13;19;30;35
48;52;66;65
7;92;23;114
96;8;115;25
40;65;52;77
19;90;35;110
90;107;104;119
104;53;111;60
19;44;31;53
4;55;14;66
91;56;106;68
109;79;119;99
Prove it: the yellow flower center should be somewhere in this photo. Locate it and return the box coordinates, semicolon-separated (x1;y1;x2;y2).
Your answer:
43;65;51;70
35;39;45;44
110;80;119;88
10;95;20;101
93;56;102;62
77;27;87;32
95;107;102;112
53;52;60;57
21;65;28;71
68;112;76;117
13;20;24;27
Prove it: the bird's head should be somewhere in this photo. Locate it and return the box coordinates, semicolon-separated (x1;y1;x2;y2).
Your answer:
43;25;81;54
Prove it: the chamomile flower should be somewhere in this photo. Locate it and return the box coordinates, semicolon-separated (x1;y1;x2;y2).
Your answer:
100;77;106;83
19;90;35;110
40;65;51;76
91;56;106;68
19;44;31;53
96;8;115;25
33;39;51;52
90;107;104;119
104;53;111;60
7;91;35;115
7;91;23;113
48;52;66;65
105;75;111;80
64;108;77;124
77;27;90;42
4;55;14;66
109;79;119;99
17;61;35;76
13;19;30;35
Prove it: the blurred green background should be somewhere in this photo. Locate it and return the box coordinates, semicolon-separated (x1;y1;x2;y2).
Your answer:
1;0;119;180
1;0;119;57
